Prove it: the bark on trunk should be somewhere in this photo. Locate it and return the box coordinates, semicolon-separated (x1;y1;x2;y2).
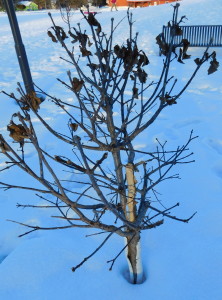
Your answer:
125;234;143;284
125;163;137;222
125;163;143;284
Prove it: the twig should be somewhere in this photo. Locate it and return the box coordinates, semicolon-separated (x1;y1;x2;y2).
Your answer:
72;226;124;272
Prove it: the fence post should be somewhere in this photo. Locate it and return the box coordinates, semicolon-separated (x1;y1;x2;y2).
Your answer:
3;0;34;94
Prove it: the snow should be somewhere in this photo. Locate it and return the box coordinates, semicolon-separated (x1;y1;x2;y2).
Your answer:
17;1;33;6
0;0;222;299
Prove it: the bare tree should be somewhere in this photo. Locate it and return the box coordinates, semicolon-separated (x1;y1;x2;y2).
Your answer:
0;4;219;284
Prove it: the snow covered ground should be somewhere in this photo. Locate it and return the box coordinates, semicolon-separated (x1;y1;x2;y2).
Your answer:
0;0;222;299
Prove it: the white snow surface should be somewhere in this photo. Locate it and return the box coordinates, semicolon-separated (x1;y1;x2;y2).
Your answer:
17;1;33;7
0;0;222;299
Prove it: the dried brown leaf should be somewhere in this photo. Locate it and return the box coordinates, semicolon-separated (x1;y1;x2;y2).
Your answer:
174;25;183;36
132;87;139;99
194;58;201;65
208;58;219;75
80;46;92;57
70;123;78;132
55;26;68;41
87;13;100;27
28;92;42;111
138;51;149;67
160;95;177;105
47;30;57;43
7;121;30;143
96;24;101;35
72;78;84;93
177;48;184;64
156;34;169;56
137;68;147;84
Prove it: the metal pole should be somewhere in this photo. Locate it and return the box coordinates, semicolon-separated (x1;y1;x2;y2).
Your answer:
3;0;34;94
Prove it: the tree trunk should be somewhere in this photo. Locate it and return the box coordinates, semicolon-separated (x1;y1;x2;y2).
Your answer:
125;233;143;284
125;163;144;284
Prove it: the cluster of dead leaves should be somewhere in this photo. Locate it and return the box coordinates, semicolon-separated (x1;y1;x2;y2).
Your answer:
114;44;149;68
69;29;90;47
68;28;93;57
136;68;148;84
156;22;191;61
55;26;68;41
166;22;184;36
177;39;191;63
160;94;177;105
156;34;169;56
194;51;219;75
47;26;68;43
167;14;187;35
22;92;42;111
7;121;30;145
114;44;127;59
87;62;115;78
71;77;84;93
156;32;191;62
114;43;149;83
